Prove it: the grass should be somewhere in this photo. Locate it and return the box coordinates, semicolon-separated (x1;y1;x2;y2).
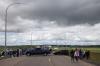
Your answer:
88;52;100;65
52;46;100;52
90;52;100;61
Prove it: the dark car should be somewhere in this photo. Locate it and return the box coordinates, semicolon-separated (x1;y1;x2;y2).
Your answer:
25;48;52;56
53;50;69;55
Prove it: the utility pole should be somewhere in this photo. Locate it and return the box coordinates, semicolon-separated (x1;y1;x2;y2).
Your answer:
4;3;22;56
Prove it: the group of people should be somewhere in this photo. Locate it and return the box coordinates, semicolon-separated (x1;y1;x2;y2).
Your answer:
0;48;24;57
0;47;90;62
70;48;90;62
0;47;52;57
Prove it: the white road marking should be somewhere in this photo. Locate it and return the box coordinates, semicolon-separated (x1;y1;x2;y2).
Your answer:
49;58;51;62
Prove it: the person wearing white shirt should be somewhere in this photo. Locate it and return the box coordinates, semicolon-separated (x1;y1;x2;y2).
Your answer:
74;48;79;62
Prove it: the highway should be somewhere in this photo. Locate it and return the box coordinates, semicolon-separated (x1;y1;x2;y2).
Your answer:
0;55;96;66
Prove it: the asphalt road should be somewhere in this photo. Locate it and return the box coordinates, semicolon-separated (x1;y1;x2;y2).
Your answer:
0;55;96;66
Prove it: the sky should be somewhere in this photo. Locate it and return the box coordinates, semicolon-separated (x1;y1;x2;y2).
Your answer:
0;0;100;45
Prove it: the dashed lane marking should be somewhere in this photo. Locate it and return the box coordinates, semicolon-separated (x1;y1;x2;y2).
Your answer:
49;58;51;62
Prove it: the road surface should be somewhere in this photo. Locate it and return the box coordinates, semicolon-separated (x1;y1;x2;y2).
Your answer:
0;55;96;66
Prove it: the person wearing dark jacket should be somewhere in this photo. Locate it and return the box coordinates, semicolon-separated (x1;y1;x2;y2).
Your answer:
85;50;90;60
70;49;75;62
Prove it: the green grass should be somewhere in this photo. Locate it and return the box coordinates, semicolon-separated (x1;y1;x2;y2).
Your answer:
82;52;100;65
52;46;100;53
90;52;100;62
82;48;100;53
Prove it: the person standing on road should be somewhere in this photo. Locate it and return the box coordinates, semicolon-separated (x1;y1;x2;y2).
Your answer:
16;49;19;57
79;49;83;59
85;50;90;60
74;48;79;62
19;49;22;56
70;49;75;62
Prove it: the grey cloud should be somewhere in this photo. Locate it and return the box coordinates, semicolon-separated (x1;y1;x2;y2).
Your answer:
1;0;100;32
12;0;100;26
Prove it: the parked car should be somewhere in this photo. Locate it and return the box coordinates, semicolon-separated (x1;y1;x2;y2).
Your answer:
25;48;52;56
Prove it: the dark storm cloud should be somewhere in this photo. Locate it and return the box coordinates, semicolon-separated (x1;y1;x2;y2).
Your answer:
12;0;100;26
1;0;100;32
